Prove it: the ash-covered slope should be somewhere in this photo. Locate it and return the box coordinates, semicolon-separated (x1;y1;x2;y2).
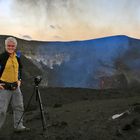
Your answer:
0;88;140;140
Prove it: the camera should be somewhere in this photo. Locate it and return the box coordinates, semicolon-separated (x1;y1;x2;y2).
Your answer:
34;76;42;85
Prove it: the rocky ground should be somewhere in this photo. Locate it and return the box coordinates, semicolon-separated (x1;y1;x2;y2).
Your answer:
0;87;140;140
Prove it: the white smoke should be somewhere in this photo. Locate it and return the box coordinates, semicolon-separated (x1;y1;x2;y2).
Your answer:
25;53;70;69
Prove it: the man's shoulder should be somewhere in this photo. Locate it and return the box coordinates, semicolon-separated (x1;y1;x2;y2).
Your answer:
0;52;9;61
0;52;5;55
0;52;6;58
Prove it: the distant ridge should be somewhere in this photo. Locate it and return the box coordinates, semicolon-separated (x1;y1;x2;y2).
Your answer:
0;34;139;43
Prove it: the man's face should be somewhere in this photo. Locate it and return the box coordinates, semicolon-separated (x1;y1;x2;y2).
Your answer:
5;41;16;54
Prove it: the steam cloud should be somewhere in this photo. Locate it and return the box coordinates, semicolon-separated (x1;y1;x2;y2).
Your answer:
25;53;70;69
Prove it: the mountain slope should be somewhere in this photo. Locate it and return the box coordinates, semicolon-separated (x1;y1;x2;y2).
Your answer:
0;35;140;89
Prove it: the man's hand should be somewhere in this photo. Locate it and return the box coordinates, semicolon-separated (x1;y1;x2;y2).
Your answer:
0;83;5;90
17;80;21;87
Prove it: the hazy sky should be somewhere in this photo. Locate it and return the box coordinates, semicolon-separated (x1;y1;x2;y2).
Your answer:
0;0;140;41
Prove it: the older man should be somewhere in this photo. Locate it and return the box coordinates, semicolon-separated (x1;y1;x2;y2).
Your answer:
0;37;30;132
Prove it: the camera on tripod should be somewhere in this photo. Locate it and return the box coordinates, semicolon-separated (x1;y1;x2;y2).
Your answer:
34;76;42;86
17;75;47;131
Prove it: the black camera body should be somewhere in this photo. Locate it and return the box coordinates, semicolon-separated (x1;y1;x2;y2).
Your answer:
34;76;42;86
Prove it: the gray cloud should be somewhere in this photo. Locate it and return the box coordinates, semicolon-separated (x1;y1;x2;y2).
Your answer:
50;25;56;29
53;35;62;39
12;0;90;24
49;25;62;30
12;0;140;25
10;0;140;40
19;34;32;40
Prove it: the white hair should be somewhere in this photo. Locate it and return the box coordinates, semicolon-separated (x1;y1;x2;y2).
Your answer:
5;37;17;47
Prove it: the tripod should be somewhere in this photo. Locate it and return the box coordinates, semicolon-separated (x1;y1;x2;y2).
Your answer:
16;77;47;131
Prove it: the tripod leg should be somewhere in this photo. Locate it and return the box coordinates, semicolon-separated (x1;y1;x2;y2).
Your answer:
36;87;47;131
16;86;36;129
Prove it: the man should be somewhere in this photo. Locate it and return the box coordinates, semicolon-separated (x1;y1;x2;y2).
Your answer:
0;37;30;132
